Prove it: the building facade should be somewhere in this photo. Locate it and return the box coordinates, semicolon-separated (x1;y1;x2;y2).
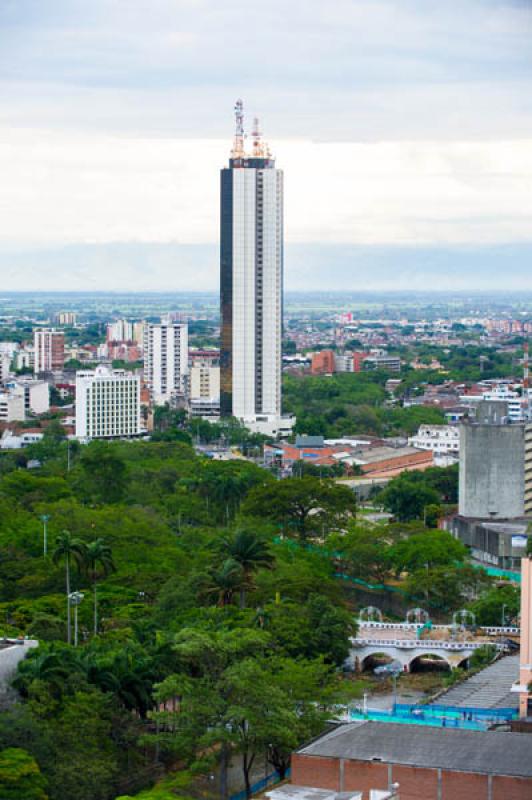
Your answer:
143;322;188;406
34;329;65;375
0;392;25;422
408;424;459;466
75;366;141;440
459;418;532;518
220;101;293;438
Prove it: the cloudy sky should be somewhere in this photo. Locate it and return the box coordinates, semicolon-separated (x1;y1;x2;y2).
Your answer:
1;0;531;291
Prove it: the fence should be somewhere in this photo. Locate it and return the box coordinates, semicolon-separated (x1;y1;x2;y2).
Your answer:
349;703;517;731
229;769;290;800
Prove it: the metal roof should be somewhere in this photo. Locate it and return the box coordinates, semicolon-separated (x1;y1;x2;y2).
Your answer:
297;722;532;778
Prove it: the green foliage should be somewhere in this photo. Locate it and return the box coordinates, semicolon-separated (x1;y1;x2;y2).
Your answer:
241;476;356;540
469;584;520;626
75;442;128;504
0;748;48;800
469;645;497;669
282;372;445;437
0;435;493;800
389;530;467;574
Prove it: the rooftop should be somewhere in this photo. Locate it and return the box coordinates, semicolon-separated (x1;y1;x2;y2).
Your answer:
298;721;532;778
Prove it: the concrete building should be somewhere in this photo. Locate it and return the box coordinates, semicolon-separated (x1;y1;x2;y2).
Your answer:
408;424;459;466
14;347;34;372
5;380;49;415
75;366;141;440
143;321;188;405
34;329;64;375
0;391;25;422
363;354;401;373
0;353;12;383
458;415;532;519
220;101;294;438
189;363;220;403
0;430;44;449
446;516;529;571
291;720;532;800
335;353;355;373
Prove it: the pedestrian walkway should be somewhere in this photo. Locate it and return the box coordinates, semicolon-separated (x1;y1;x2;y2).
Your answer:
434;655;519;709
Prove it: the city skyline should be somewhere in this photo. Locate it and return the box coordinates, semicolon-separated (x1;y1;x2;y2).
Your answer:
0;1;531;291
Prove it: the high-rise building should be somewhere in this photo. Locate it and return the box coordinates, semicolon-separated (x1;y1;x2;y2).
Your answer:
107;319;135;342
143;321;188;405
34;329;64;375
56;312;77;326
220;100;294;437
75;366;141;440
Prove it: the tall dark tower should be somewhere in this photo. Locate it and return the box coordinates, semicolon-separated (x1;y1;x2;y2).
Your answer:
220;101;292;437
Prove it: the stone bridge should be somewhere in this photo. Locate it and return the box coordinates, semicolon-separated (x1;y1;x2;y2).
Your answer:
347;621;517;672
348;637;508;672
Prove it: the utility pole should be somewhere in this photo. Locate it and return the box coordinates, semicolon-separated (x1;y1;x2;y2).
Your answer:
40;514;50;557
69;592;84;646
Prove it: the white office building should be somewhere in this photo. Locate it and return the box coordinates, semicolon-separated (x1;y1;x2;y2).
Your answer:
220;101;294;437
75;366;141;440
144;321;188;406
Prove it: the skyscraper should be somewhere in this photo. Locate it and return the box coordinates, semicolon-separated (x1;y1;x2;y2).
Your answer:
220;100;294;437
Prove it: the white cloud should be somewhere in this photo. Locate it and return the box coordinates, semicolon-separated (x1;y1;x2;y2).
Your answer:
0;128;531;249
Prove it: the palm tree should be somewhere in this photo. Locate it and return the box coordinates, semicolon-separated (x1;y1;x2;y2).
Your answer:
87;649;155;718
12;646;78;698
220;530;274;608
84;538;115;635
203;558;245;607
52;531;86;645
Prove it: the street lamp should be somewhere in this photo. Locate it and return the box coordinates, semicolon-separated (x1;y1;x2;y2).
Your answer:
68;591;84;646
40;514;50;557
501;604;507;627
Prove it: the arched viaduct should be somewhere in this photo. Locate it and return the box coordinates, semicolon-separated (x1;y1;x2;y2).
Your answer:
348;637;507;672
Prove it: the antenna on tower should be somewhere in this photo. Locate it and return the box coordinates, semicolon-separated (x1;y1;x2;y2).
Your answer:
252;116;262;157
231;99;245;159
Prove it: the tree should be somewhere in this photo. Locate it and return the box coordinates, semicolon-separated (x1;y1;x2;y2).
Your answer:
266;595;356;666
84;539;115;635
389;530;467;575
219;530;274;607
404;563;490;612
379;478;440;522
0;748;48;800
202;558;245;607
87;649;155;719
52;532;86;645
470;584;520;626
150;651;338;799
76;442;127;504
330;524;392;583
45;691;119;800
241;477;356;541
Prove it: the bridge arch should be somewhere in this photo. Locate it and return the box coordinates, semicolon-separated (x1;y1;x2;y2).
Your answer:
408;652;452;672
360;652;396;672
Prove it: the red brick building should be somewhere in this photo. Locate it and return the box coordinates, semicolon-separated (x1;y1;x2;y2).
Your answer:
291;721;532;800
311;351;336;375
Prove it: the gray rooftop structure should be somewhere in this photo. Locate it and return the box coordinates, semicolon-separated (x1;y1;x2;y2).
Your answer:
298;721;532;779
295;435;325;448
